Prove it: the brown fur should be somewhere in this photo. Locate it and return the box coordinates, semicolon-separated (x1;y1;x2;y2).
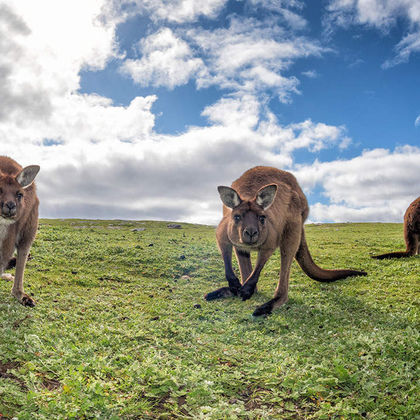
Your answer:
372;196;420;259
205;166;367;316
0;156;40;307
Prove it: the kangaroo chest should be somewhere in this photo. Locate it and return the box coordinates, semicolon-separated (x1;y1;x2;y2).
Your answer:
0;219;14;262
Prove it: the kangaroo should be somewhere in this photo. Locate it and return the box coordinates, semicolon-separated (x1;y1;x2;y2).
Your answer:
205;166;367;316
372;196;420;259
0;156;40;307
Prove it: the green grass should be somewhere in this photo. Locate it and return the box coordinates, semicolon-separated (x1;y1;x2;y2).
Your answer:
0;220;419;419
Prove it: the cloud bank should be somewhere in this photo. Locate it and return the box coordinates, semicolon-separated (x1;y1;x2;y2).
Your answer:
1;0;418;224
325;0;420;67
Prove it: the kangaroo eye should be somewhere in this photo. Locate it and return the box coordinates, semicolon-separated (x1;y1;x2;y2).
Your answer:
258;215;266;224
17;192;23;200
233;215;241;222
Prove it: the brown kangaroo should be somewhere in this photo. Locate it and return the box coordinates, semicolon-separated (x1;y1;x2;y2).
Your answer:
0;156;40;307
372;196;420;259
205;166;367;316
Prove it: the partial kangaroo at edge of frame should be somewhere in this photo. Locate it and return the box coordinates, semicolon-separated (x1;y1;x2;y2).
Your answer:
372;196;420;259
205;166;367;317
0;156;40;307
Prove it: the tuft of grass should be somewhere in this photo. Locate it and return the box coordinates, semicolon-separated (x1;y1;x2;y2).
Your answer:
1;220;418;419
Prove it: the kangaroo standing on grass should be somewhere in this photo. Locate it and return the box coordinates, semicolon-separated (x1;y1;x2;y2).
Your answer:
0;156;40;307
205;166;367;316
372;196;420;259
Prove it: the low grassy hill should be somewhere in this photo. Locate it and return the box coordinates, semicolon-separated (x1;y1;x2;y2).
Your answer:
0;220;418;419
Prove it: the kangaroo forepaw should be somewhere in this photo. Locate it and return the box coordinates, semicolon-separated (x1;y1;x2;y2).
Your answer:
227;276;241;292
205;287;236;301
239;285;256;301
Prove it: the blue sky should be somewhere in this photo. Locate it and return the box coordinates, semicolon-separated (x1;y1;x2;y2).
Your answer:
1;0;419;223
80;1;420;147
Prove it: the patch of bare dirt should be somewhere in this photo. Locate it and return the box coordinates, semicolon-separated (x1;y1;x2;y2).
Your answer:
0;360;27;390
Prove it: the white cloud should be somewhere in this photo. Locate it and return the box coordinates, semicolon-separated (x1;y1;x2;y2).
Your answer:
282;120;349;153
382;31;420;68
120;16;327;102
201;95;261;128
0;94;157;170
295;145;420;222
301;70;318;78
0;0;119;126
33;125;417;224
2;86;352;224
308;203;404;223
0;0;153;168
1;0;417;226
119;7;328;101
1;0;345;225
326;0;420;67
326;0;420;29
415;114;420;126
120;28;204;89
247;0;307;30
186;17;327;102
128;0;228;23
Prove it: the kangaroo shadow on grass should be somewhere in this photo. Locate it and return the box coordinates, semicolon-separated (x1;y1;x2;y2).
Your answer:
236;284;416;364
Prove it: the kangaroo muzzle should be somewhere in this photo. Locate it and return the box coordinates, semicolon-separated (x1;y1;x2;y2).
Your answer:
2;201;17;218
243;227;259;244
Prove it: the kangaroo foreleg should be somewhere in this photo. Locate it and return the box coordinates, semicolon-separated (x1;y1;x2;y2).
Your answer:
234;248;253;284
239;248;273;301
253;224;301;316
205;241;241;301
11;247;35;307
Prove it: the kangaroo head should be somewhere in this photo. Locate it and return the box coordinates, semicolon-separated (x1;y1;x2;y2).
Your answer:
0;165;39;222
218;184;277;247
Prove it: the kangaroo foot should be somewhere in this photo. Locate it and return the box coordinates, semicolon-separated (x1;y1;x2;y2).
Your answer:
12;290;36;307
205;287;237;301
253;296;288;317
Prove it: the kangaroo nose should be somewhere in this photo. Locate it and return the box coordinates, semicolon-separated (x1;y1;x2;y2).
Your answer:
3;201;16;216
243;227;258;242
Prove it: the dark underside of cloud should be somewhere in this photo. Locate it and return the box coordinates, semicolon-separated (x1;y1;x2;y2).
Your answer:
40;201;194;222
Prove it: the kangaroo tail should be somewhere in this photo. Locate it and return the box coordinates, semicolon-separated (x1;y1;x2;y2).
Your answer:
371;251;412;259
295;229;367;282
372;227;418;259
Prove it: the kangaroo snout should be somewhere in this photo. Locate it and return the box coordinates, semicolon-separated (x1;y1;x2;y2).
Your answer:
2;201;17;217
243;227;258;243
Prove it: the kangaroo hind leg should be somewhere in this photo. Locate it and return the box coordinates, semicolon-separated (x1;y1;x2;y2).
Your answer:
11;247;35;307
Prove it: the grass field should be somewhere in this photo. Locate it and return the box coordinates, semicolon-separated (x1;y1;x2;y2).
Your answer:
0;220;419;419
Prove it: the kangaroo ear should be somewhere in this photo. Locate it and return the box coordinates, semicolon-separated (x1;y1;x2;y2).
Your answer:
218;186;242;209
16;165;40;188
255;184;277;210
